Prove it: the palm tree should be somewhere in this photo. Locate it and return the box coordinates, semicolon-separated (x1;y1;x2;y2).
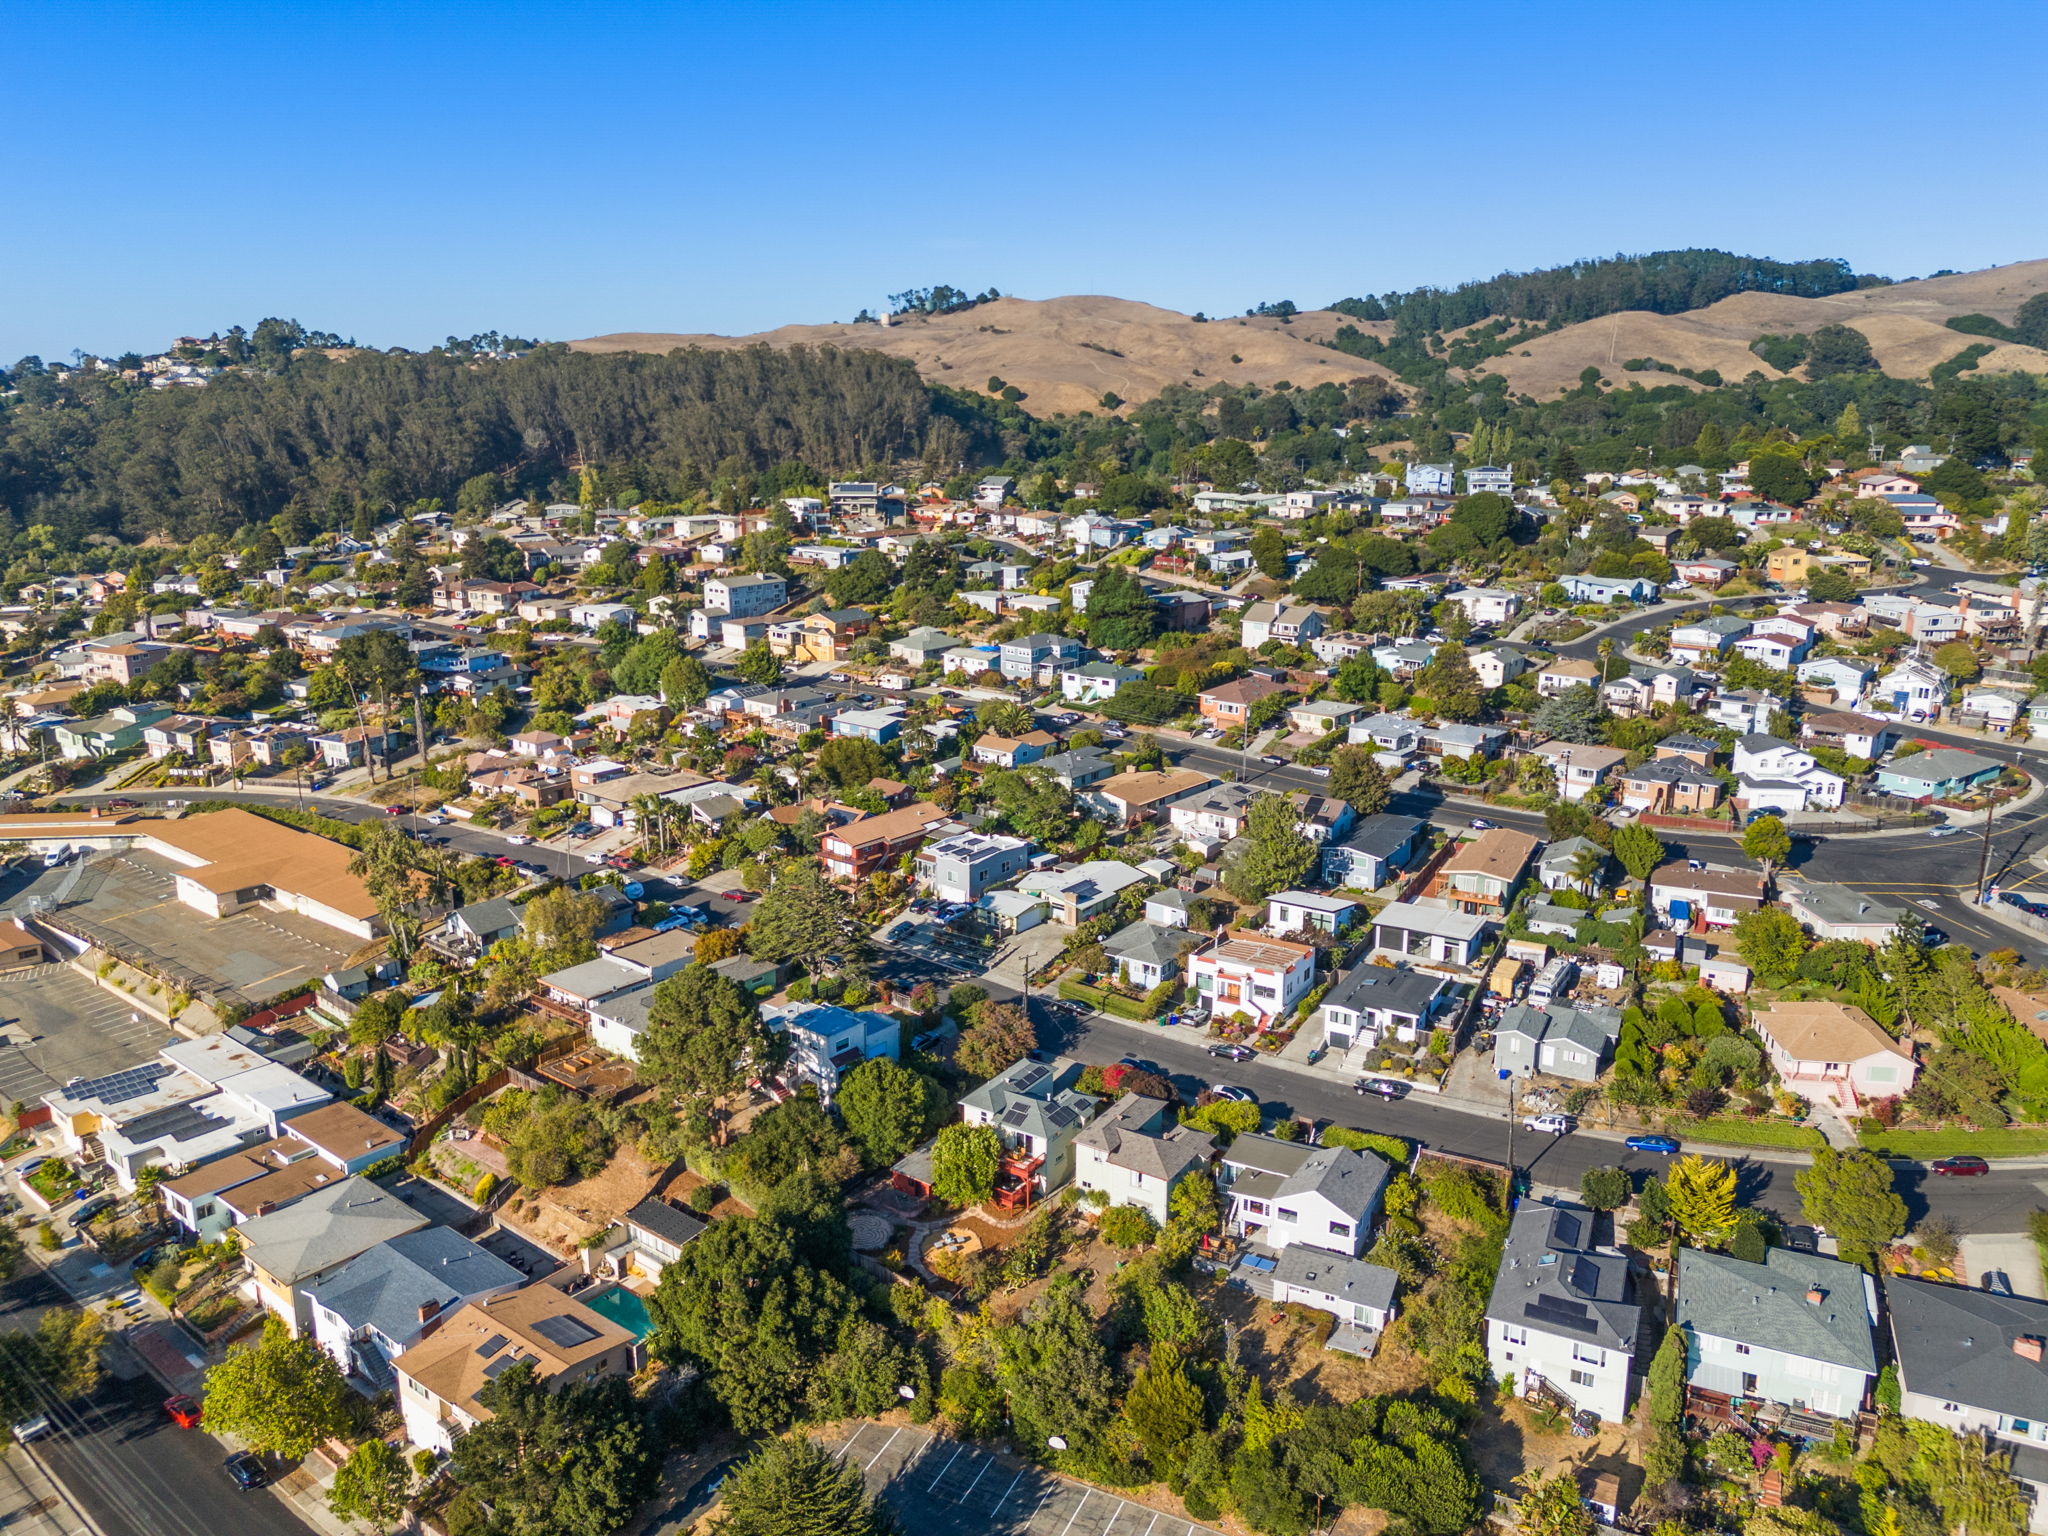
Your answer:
1569;843;1607;895
1597;636;1616;683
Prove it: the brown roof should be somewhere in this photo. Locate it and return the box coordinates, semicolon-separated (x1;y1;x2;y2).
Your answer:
1442;828;1540;880
218;1155;348;1216
1649;862;1766;901
1200;676;1291;707
1754;1000;1911;1066
1994;986;2048;1046
143;809;378;920
1534;741;1629;771
162;1150;273;1201
285;1101;403;1164
1098;768;1216;808
1541;658;1599;679
0;920;41;953
1804;710;1888;733
823;801;950;850
392;1284;634;1419
1204;935;1316;970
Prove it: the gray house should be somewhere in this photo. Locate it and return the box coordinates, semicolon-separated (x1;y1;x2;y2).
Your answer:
1217;1133;1391;1258
304;1226;523;1389
1493;1002;1620;1082
1675;1247;1878;1421
443;897;522;957
1887;1275;2048;1523
1486;1201;1643;1422
1103;920;1197;992
914;832;1034;905
1320;813;1427;891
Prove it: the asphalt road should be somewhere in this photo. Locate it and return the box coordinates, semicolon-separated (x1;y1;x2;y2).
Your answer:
0;1269;315;1536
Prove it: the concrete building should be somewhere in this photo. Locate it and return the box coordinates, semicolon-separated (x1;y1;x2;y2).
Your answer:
914;832;1033;903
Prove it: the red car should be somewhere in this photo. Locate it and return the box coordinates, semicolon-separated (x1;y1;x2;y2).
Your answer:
1932;1156;1990;1176
721;890;751;902
164;1395;203;1428
384;805;405;816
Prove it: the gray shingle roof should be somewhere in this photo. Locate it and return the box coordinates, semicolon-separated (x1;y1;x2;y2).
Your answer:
304;1226;522;1342
1488;1202;1641;1353
238;1178;430;1284
1331;813;1425;860
626;1197;707;1250
1272;1247;1399;1312
1676;1247;1875;1374
1103;920;1195;970
1887;1275;2048;1424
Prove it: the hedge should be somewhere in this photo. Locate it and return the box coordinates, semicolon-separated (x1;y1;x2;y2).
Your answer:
1321;1127;1413;1165
1665;1116;1827;1151
1057;979;1154;1022
1857;1127;2048;1160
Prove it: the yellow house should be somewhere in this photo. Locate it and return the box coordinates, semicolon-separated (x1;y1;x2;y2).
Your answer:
766;608;873;664
1817;549;1872;579
1765;547;1812;586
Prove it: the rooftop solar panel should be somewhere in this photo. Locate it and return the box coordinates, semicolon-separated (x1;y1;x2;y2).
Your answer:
475;1333;509;1358
530;1314;602;1350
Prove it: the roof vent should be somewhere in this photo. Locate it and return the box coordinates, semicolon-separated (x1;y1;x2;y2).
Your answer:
2016;1336;2044;1363
1805;1288;1825;1305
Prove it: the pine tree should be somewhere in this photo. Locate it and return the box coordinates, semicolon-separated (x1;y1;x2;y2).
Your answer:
715;1434;891;1536
1835;402;1862;446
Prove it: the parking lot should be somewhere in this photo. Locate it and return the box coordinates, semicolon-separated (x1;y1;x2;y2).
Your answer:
0;964;171;1103
824;1422;1218;1536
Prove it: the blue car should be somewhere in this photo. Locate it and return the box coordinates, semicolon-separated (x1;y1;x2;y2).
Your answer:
1625;1134;1681;1155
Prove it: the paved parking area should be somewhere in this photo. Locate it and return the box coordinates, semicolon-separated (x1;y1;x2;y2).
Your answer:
0;965;170;1102
825;1422;1218;1536
1959;1231;2045;1298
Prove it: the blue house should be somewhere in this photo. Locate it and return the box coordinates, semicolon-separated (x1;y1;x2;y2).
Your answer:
1320;813;1427;891
830;708;904;745
1874;747;2003;801
1561;574;1657;604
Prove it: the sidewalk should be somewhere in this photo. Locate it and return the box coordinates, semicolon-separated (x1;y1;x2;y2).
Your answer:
1;1441;103;1536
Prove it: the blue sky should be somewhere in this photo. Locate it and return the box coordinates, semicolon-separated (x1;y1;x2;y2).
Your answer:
7;0;2046;361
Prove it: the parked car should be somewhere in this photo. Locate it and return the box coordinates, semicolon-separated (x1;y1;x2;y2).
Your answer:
71;1198;114;1224
1929;825;1965;839
1469;818;1496;831
1209;1084;1256;1103
11;1415;52;1444
721;890;751;902
1625;1134;1681;1155
1208;1043;1255;1063
224;1453;266;1491
505;834;534;845
1355;1079;1404;1100
164;1396;203;1429
1932;1155;1991;1176
1308;764;1331;777
1523;1113;1575;1136
1118;1056;1165;1077
1259;754;1287;767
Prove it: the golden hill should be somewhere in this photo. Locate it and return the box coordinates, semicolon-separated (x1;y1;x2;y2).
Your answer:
572;294;1397;417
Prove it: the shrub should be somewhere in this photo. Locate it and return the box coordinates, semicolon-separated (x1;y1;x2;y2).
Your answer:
1320;1127;1413;1165
473;1173;499;1203
1097;1205;1158;1248
686;1183;723;1214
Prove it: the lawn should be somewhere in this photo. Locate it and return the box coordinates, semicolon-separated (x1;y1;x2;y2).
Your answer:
1666;1116;1827;1152
1857;1127;2048;1160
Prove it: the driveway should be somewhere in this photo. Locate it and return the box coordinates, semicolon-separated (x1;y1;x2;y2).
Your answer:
1958;1232;2045;1299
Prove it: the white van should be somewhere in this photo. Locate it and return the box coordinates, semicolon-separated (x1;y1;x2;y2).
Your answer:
1523;1113;1575;1136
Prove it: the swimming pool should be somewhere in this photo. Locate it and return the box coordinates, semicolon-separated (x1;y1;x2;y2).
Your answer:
582;1283;655;1340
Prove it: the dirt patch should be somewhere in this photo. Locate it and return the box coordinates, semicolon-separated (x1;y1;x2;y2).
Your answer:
1467;1396;1638;1498
497;1143;666;1252
1211;1280;1431;1406
662;1167;751;1221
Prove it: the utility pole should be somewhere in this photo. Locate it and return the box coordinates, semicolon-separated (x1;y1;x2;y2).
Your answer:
1976;786;1999;905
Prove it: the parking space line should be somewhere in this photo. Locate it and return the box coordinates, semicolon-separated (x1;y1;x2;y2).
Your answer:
862;1425;904;1470
957;1455;997;1502
926;1440;967;1489
1056;1491;1095;1536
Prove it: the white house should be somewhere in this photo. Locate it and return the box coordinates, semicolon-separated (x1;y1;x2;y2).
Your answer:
1072;1093;1214;1226
1060;662;1144;703
760;1001;900;1104
1439;587;1521;628
1217;1133;1391;1257
1186;934;1318;1030
1750;999;1917;1112
1731;734;1846;811
1316;964;1450;1055
1487;1201;1645;1423
1876;657;1950;721
1676;1247;1878;1421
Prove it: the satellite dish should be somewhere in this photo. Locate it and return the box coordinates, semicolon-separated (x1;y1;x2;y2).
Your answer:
1046;1435;1068;1452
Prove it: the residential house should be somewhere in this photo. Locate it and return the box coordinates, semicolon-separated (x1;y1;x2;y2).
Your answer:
820;803;952;881
1560;574;1656;604
971;730;1058;768
1421;721;1509;761
1463;465;1514;495
1469;646;1531;690
762;1000;900;1104
601;1197;707;1282
1437;827;1541;914
1073;1094;1214;1226
1885;1277;2048;1526
1874;747;2003;801
312;724;403;771
1800;710;1896;762
158;1101;409;1241
1090;767;1216;825
1037;746;1116;793
999;633;1084;683
49;703;172;760
1533;741;1629;803
1669;614;1753;663
1875;657;1951;721
393;1285;637;1455
890;627;957;667
1675;1247;1878;1421
1731;734;1847;811
1796;658;1876;704
701;573;788;619
1266;891;1360;937
1751;999;1917;1110
1240;602;1326;649
1406;463;1455;496
1186;934;1318;1029
1317;964;1451;1055
1016;860;1152;926
767;608;873;664
1217;1132;1391;1257
1487;1201;1645;1422
437;897;523;959
1320;813;1427;891
1537;837;1608;895
1494;1002;1621;1082
1061;662;1144;704
141;713;217;760
1619;745;1728;814
1779;881;1908;944
1704;690;1778;735
1601;664;1695;717
1765;547;1812;586
1288;699;1365;737
306;1227;524;1390
1734;623;1816;670
239;1177;430;1334
1672;556;1739;588
958;1057;1100;1205
1440;587;1521;627
1855;470;1920;497
1198;675;1291;727
1956;687;2030;735
1535;657;1600;698
828;707;904;745
1103;920;1198;992
1270;1249;1401;1342
1648;863;1766;929
1167;782;1260;848
915;832;1034;904
1370;901;1490;966
1347;711;1424;756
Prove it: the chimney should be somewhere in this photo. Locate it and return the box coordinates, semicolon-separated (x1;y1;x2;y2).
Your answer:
2016;1336;2044;1363
417;1298;441;1324
1805;1288;1825;1305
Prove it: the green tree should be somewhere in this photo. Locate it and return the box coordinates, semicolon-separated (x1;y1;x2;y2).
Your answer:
1329;747;1391;815
1933;641;1981;682
1223;792;1316;903
734;642;783;686
1795;1148;1907;1268
328;1438;412;1535
929;1122;1002;1207
1415;642;1484;722
748;859;866;976
1514;1468;1597;1536
1646;1326;1686;1429
835;1056;945;1166
1741;813;1793;882
1083;565;1159;652
1098;1204;1158;1247
202;1317;356;1458
1249;526;1289;581
1733;905;1808;983
639;964;779;1145
1531;683;1607;743
997;1275;1119;1465
1579;1165;1631;1212
1609;822;1667;883
660;654;712;707
1918;1429;2030;1536
1804;323;1877;378
1664;1154;1739;1246
446;1363;659;1536
815;734;889;790
1125;1343;1205;1472
714;1434;893;1536
1748;448;1816;505
955;1001;1038;1079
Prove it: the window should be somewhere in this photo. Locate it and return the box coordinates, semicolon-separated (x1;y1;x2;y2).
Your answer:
1734;1344;1751;1356
194;1202;215;1219
1277;1208;1299;1222
1742;1373;1759;1394
1329;1222;1351;1239
1570;1370;1595;1389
